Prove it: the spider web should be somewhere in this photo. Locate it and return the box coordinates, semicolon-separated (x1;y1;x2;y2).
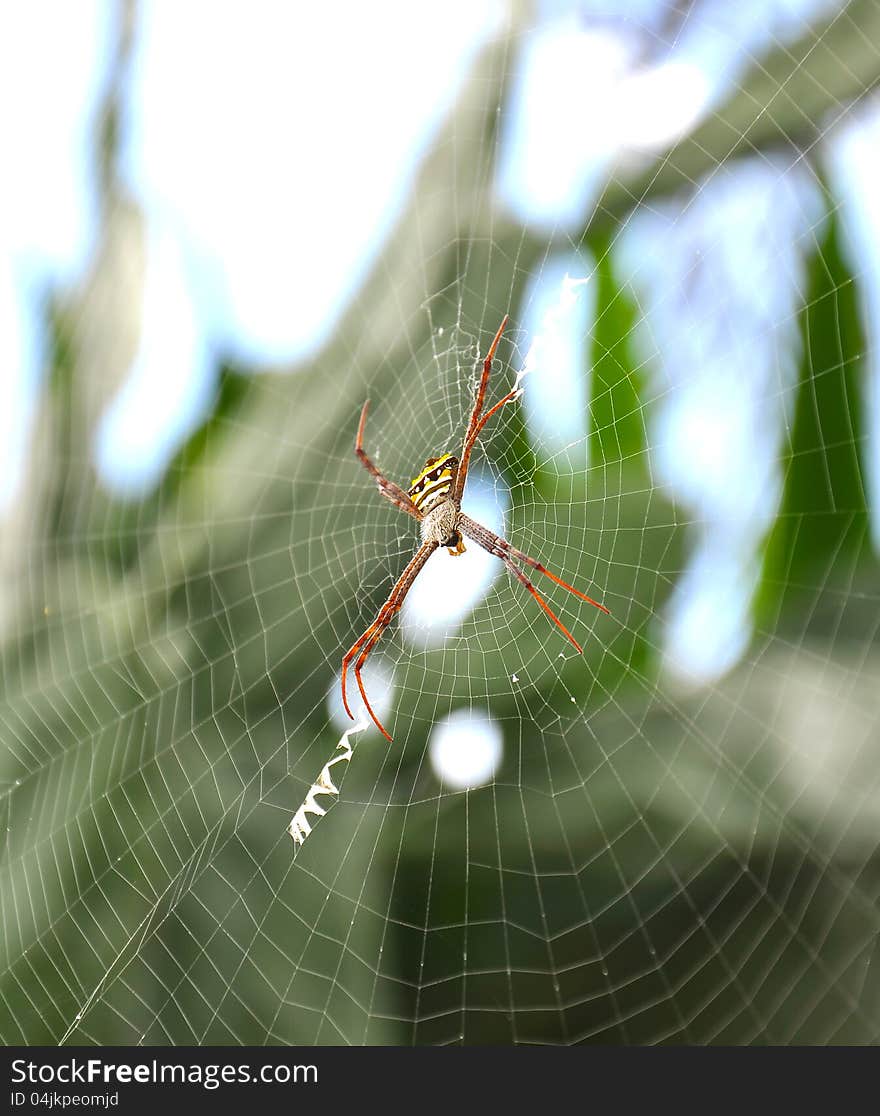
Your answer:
2;0;880;1046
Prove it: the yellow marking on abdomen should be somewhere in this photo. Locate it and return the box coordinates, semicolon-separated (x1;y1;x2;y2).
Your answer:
408;453;457;515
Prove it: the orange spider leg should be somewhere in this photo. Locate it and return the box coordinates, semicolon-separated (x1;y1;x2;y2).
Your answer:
503;559;583;653
459;387;520;463
459;512;609;617
353;630;393;742
340;540;439;740
355;399;422;520
341;608;397;737
533;566;610;614
454;315;509;501
465;315;509;439
341;618;384;721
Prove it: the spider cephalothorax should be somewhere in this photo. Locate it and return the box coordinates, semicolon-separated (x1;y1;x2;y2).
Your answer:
343;315;609;740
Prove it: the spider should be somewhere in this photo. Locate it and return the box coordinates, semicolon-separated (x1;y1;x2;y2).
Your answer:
342;315;609;740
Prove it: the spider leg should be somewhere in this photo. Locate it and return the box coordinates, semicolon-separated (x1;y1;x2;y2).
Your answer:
460;387;520;459
464;316;510;440
459;513;610;615
458;513;608;652
340;590;410;735
341;540;439;740
340;617;392;739
502;557;583;653
453;315;509;502
341;620;384;720
355;400;422;520
353;630;393;741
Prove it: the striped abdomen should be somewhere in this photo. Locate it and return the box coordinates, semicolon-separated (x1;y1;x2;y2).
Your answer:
407;453;458;515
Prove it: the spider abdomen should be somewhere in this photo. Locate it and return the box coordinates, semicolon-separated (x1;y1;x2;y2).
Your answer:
408;453;459;515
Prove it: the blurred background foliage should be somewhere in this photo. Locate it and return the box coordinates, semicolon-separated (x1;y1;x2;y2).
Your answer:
2;0;880;1044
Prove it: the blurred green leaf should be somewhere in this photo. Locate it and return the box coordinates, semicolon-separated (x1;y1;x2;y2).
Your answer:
757;200;874;634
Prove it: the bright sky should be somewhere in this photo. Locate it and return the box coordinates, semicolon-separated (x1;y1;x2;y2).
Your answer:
0;0;107;507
